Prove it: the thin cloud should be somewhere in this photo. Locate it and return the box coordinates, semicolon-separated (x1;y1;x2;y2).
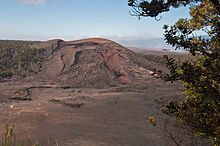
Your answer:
17;0;46;5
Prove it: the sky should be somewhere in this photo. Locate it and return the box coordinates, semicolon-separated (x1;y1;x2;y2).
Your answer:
0;0;190;48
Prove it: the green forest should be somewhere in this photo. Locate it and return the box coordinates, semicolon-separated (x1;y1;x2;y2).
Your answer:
0;40;45;78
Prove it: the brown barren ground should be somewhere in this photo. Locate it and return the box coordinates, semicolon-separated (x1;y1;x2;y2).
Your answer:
0;79;208;146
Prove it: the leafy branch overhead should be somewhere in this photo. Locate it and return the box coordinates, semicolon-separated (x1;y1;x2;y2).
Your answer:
128;0;219;19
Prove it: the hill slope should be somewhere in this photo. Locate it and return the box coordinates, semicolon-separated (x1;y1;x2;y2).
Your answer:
0;38;167;87
32;38;166;87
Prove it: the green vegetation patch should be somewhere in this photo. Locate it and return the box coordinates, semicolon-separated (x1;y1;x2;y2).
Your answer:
0;40;45;78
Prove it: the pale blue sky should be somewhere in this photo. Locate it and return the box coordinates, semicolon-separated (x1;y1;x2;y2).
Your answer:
0;0;190;48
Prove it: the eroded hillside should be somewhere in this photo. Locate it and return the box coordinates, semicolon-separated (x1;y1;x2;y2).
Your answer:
0;38;167;88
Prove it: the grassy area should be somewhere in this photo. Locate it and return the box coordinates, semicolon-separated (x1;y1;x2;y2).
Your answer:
1;124;38;146
0;124;57;146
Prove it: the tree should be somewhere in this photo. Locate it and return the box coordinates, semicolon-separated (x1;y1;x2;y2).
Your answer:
128;0;219;19
128;0;220;144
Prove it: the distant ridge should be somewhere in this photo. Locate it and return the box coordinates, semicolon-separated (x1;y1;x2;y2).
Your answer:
127;47;186;55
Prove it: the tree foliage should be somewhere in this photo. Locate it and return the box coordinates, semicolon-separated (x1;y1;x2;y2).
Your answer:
128;0;220;144
128;0;219;19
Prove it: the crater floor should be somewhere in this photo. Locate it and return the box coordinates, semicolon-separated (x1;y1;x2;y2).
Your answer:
0;79;208;146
